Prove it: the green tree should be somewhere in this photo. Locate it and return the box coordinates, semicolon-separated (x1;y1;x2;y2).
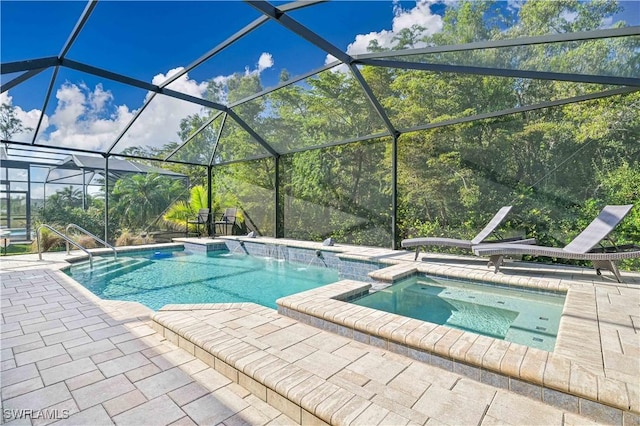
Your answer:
169;0;638;272
49;186;84;209
0;102;32;140
109;173;185;231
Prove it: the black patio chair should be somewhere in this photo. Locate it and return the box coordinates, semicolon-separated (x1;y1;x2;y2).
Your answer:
214;208;237;236
187;208;210;237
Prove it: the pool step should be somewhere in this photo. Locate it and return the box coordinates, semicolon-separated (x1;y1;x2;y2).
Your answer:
71;256;112;272
93;259;154;280
151;304;615;426
71;257;153;280
72;257;139;273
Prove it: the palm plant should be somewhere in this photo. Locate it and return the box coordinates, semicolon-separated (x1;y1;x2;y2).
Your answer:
163;185;243;232
48;186;83;209
110;173;185;231
163;185;210;232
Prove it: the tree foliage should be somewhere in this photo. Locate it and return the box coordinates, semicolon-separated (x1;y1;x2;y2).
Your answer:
109;173;185;231
115;1;639;269
0;102;32;140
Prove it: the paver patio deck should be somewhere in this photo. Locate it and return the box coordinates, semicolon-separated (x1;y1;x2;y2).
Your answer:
152;303;609;425
2;238;638;425
1;265;291;426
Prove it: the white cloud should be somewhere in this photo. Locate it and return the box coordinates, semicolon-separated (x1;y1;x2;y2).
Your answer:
159;67;208;97
325;54;339;65
2;53;276;156
118;55;276;149
257;52;274;72
390;0;443;39
88;83;113;113
0;92;43;143
49;83;89;130
39;82;136;152
115;67;208;153
6;68;210;154
210;52;275;104
325;0;444;65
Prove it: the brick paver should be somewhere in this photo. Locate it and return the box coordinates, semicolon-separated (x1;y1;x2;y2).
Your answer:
3;241;638;425
1;267;289;425
154;303;616;425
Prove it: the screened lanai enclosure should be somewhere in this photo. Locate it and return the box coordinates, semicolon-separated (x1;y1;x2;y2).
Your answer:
1;1;639;268
0;145;187;242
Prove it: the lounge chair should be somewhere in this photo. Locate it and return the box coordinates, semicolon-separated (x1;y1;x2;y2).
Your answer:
473;204;639;282
401;206;534;260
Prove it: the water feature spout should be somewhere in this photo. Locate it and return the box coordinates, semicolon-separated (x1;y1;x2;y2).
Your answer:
307;250;327;268
231;241;247;254
265;243;287;261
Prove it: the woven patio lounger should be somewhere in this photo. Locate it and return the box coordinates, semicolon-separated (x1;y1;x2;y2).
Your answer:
473;204;638;283
401;206;534;260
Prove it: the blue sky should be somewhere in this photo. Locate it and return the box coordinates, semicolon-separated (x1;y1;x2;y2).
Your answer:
1;1;436;109
1;0;638;156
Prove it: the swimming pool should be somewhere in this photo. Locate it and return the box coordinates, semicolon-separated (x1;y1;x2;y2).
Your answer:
66;249;339;310
352;275;565;351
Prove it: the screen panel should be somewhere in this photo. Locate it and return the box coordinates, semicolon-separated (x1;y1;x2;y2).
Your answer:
1;2;87;62
106;156;194;244
289;1;448;55
33;67;152;153
165;19;331;106
168;113;225;165
212;158;276;237
110;92;218;160
387;35;640;80
232;67;389;154
281;137;393;247
397;91;639;270
212;115;274;164
360;64;616;131
1;68;55;144
65;2;261;83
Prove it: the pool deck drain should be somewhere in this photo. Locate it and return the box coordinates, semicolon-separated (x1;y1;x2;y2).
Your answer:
2;239;639;425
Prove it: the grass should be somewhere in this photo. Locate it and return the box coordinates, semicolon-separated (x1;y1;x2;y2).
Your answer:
0;243;67;256
1;243;33;256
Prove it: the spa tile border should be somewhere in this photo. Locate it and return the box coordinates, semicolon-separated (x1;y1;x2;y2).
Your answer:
368;263;568;296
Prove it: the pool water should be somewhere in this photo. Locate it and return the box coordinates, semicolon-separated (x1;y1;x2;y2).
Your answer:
353;276;565;351
66;249;339;310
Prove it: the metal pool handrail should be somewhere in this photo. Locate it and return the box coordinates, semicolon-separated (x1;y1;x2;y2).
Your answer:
65;223;117;260
37;224;93;268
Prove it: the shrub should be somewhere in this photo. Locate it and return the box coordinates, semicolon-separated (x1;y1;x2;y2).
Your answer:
31;227;65;252
76;236;97;249
115;230;155;247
